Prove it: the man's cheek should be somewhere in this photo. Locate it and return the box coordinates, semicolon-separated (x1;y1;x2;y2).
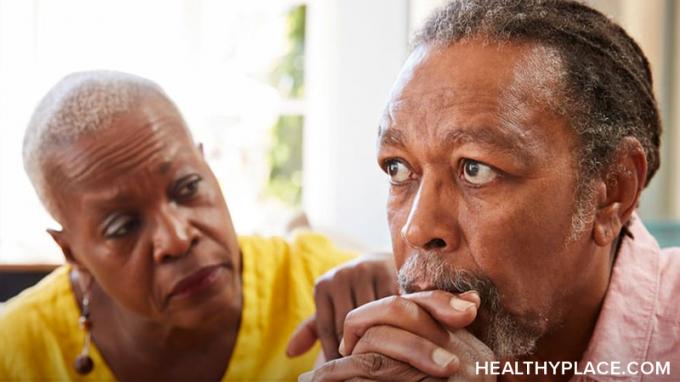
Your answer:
386;206;410;268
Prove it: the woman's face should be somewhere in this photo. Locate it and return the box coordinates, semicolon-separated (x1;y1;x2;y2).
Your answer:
48;96;241;329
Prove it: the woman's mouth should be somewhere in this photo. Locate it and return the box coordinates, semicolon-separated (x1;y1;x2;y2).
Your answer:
167;263;224;301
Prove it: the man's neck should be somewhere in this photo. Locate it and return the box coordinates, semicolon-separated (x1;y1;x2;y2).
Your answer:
502;239;621;382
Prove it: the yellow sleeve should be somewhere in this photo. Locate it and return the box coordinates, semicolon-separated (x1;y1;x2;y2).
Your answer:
289;230;358;282
225;233;357;381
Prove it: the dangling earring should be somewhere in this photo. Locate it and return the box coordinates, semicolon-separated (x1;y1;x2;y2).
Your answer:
74;292;94;374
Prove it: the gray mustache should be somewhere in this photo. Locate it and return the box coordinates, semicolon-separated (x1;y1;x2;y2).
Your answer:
397;251;501;313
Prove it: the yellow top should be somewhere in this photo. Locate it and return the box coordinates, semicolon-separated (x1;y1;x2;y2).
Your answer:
0;232;356;381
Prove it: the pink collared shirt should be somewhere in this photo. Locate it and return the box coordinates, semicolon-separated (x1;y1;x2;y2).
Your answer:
573;215;680;381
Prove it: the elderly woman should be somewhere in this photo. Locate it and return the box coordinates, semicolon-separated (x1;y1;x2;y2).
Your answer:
0;71;397;381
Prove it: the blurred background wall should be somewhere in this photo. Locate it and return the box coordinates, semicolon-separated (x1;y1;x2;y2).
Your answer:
0;0;678;264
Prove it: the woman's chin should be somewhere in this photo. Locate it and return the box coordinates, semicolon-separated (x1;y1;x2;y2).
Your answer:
165;266;241;328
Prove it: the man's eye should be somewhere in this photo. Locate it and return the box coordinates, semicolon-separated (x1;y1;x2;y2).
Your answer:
175;175;202;199
385;159;413;184
461;159;497;185
104;216;139;238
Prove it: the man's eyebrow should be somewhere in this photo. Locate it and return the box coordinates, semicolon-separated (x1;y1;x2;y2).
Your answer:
378;127;407;148
443;126;531;155
378;124;536;163
444;126;537;164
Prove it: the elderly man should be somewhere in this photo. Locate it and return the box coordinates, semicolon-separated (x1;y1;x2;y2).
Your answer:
0;71;397;380
295;0;680;381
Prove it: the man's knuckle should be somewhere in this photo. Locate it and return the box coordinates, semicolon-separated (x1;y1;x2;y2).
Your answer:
383;295;401;311
314;360;337;380
365;353;417;380
355;327;378;350
384;295;414;316
361;353;386;375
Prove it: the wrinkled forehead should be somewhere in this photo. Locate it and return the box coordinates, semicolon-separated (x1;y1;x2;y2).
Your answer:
45;99;197;194
380;39;566;140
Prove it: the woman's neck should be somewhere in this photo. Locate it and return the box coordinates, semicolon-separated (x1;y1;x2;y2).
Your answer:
70;268;242;380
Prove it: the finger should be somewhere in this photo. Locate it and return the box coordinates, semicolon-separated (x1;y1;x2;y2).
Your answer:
314;287;341;360
287;316;318;357
374;266;399;299
449;329;496;365
352;280;377;308
304;353;427;382
458;290;481;307
352;325;460;378
328;282;355;339
340;295;450;357
400;290;479;331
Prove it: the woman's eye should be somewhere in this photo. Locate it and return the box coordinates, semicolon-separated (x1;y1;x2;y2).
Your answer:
176;175;202;199
462;159;497;185
385;159;413;184
104;216;139;238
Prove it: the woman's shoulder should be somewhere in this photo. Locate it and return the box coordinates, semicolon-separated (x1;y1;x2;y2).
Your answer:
238;231;356;287
0;265;81;377
0;265;76;337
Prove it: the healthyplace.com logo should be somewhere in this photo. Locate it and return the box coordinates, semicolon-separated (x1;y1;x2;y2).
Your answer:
476;361;671;376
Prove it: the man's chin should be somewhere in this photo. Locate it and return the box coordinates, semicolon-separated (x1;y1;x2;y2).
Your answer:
468;306;545;360
397;252;544;358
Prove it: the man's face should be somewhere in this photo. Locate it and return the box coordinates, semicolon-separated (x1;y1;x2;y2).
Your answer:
49;95;241;328
378;40;602;357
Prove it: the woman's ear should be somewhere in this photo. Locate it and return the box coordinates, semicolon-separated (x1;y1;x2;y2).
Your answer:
47;228;93;289
47;228;76;262
47;228;87;269
592;137;647;246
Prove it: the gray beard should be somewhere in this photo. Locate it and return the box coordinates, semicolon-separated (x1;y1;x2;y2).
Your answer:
397;251;545;359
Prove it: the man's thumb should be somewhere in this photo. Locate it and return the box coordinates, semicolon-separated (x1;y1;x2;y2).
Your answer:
286;316;318;357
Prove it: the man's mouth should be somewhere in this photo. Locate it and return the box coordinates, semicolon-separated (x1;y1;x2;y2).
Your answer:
167;263;225;301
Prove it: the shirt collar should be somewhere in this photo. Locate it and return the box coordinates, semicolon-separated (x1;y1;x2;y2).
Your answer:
577;214;661;377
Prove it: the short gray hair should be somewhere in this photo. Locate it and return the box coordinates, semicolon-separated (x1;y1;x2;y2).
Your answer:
23;70;173;220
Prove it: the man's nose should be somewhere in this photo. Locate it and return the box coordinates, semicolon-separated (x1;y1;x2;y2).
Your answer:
400;177;460;253
152;204;198;263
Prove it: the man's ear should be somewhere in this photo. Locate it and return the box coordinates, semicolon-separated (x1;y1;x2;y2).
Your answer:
592;137;648;246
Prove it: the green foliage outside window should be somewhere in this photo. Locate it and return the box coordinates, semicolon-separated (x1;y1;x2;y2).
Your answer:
266;5;305;207
270;5;305;99
266;115;303;205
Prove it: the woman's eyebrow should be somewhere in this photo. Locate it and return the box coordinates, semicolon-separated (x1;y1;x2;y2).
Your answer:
89;193;136;213
159;160;173;174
